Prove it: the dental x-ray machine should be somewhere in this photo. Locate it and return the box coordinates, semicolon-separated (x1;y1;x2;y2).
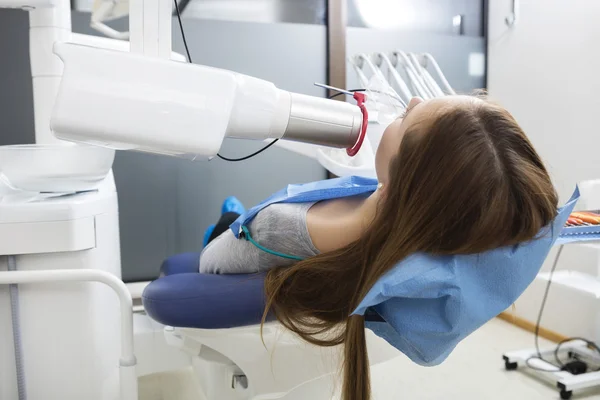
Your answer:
0;1;390;400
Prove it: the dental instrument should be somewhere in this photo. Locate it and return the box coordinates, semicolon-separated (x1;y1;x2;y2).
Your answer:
422;53;456;95
348;55;371;88
406;52;436;98
407;52;443;98
372;52;412;105
312;77;404;179
409;53;445;98
355;53;386;82
422;67;446;97
393;50;433;99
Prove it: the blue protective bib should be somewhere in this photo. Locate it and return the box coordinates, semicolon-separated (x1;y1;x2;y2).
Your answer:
231;176;582;366
229;175;379;237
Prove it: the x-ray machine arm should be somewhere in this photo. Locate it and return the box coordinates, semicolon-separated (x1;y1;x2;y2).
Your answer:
1;0;367;160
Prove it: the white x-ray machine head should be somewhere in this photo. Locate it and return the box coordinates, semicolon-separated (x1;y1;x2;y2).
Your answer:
51;42;365;157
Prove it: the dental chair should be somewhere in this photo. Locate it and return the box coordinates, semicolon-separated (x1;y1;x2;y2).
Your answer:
142;253;399;400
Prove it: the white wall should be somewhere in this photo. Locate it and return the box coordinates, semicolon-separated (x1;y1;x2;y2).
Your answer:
488;0;600;202
488;0;600;340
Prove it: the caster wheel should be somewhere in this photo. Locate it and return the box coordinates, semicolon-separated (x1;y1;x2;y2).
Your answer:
560;390;573;400
504;360;518;371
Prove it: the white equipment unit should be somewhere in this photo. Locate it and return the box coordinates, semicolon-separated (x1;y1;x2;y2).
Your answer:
0;173;124;400
0;0;184;399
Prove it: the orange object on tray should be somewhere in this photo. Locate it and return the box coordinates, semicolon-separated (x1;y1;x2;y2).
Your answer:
567;217;584;226
571;212;600;225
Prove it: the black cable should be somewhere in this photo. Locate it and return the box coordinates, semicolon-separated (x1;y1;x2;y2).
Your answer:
173;0;279;162
525;245;565;372
327;89;366;99
554;337;600;369
215;139;281;162
327;88;406;108
172;0;192;16
173;0;192;63
328;92;346;99
536;245;564;357
215;141;280;162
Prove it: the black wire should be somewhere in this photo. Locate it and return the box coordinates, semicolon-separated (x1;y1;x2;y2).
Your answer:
524;245;564;372
554;337;600;369
215;139;281;162
172;0;192;16
173;0;192;63
328;92;346;99
536;245;564;357
173;0;279;162
216;141;281;162
327;89;366;99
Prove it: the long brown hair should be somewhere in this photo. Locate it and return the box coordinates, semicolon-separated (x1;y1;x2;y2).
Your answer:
263;97;558;400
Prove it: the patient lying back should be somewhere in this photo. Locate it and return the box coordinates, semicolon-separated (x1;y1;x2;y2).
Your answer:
199;94;560;400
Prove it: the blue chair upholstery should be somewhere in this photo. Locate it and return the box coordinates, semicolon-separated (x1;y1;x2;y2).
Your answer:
143;253;271;329
159;252;203;277
143;253;383;329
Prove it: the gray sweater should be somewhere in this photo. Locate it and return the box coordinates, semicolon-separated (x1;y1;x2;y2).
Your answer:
199;202;319;274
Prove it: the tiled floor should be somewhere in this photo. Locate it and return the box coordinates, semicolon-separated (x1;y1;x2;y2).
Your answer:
139;318;600;400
